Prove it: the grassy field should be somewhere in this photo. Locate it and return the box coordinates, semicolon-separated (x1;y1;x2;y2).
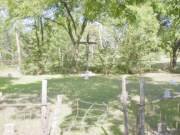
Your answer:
0;73;180;134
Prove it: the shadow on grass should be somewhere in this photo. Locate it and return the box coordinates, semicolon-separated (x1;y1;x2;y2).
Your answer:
0;75;180;134
0;77;16;89
0;76;120;103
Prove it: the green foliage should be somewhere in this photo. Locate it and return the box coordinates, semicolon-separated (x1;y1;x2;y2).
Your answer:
152;0;180;70
1;0;178;74
0;5;16;64
7;0;46;18
118;4;160;73
84;0;105;20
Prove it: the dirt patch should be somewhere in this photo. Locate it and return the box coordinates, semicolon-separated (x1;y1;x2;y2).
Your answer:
143;72;180;83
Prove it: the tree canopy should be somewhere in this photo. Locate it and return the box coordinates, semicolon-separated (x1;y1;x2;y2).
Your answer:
0;0;179;74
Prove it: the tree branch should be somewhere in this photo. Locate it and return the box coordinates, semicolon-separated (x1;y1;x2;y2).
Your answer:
60;0;77;35
66;18;76;45
76;18;88;45
43;17;67;31
40;16;44;46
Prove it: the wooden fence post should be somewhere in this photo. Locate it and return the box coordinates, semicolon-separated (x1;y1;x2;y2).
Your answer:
3;123;15;135
120;75;129;135
178;104;180;113
41;80;48;135
138;77;145;135
50;95;63;135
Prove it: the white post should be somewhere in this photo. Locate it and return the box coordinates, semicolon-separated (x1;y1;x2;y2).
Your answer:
0;92;2;101
120;76;128;135
50;95;63;135
41;80;48;135
3;123;15;135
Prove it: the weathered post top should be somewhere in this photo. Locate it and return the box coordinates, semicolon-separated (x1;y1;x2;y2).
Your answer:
140;77;145;105
42;80;47;105
121;75;128;104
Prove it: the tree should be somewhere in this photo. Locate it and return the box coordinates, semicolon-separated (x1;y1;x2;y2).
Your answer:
5;0;107;72
152;0;180;70
4;0;59;74
22;0;147;72
3;0;150;74
0;4;15;66
20;16;55;74
43;0;113;72
119;4;160;73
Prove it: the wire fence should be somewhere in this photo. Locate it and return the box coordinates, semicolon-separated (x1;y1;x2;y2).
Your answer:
60;99;109;134
0;78;180;135
0;105;42;135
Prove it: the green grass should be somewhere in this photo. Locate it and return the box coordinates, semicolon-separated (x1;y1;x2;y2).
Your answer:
0;75;179;134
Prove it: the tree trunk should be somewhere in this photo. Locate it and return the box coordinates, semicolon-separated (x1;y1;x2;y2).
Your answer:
170;39;180;70
72;45;80;73
171;50;177;70
170;50;177;71
15;31;22;74
34;17;45;75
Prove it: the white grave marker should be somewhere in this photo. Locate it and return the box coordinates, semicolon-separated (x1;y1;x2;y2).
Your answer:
163;89;172;99
3;123;15;135
170;80;177;85
80;70;96;80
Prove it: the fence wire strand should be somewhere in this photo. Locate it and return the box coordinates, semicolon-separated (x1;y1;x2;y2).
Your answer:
60;99;109;134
